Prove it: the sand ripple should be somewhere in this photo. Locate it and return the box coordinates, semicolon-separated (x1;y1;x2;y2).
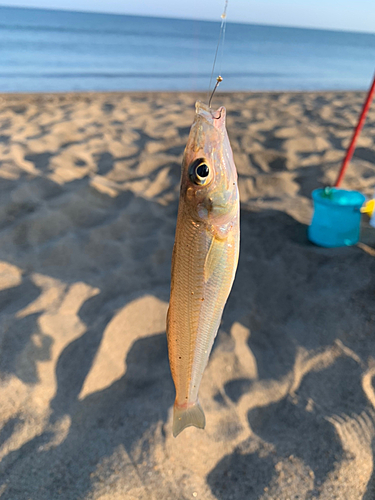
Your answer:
0;91;375;499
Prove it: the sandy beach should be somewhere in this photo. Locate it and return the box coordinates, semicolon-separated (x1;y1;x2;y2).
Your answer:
0;90;375;499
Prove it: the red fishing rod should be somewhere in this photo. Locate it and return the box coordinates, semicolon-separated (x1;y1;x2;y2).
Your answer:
334;73;375;187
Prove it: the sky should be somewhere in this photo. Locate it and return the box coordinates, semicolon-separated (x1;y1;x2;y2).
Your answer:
1;0;375;33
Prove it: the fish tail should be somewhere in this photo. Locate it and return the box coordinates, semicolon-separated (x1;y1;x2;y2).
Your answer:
173;401;206;437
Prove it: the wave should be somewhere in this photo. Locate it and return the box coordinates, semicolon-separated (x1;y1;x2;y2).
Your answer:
0;71;287;79
0;23;216;42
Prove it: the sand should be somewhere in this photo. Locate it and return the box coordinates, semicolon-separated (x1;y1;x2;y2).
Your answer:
0;90;375;500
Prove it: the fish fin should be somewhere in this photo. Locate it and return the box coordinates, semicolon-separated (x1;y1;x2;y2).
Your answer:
204;236;223;282
173;402;206;437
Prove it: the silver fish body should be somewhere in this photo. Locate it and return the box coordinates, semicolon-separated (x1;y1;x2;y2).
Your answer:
167;101;240;437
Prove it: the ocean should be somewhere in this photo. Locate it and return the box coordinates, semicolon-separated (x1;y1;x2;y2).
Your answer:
0;6;374;93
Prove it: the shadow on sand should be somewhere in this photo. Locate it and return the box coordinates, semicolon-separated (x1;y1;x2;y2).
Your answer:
208;204;375;499
1;163;375;499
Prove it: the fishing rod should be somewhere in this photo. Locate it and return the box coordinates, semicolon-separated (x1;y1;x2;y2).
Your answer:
334;72;375;187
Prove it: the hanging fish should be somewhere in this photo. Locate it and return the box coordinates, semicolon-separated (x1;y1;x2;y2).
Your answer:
167;101;240;437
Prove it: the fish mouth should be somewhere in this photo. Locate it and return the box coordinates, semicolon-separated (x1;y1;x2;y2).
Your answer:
195;101;226;130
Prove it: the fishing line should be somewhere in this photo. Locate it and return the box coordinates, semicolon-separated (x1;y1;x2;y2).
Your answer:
218;3;227;77
208;0;228;108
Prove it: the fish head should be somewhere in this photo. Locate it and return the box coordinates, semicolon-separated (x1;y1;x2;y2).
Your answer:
180;101;239;236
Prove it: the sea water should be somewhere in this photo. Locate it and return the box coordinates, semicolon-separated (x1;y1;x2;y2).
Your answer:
0;6;374;93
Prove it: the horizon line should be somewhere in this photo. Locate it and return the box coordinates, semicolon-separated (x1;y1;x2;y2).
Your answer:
1;4;375;36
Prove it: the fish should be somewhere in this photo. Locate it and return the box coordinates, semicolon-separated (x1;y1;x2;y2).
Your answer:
166;100;240;437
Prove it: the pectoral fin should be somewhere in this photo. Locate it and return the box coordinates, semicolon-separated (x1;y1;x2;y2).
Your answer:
204;236;224;282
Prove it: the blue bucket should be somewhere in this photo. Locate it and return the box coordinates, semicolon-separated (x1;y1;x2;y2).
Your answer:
308;188;365;248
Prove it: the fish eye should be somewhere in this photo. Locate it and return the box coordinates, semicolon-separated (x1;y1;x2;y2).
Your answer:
196;164;209;178
189;158;211;185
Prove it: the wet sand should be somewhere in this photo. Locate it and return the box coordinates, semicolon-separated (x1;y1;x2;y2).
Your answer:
0;91;375;499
